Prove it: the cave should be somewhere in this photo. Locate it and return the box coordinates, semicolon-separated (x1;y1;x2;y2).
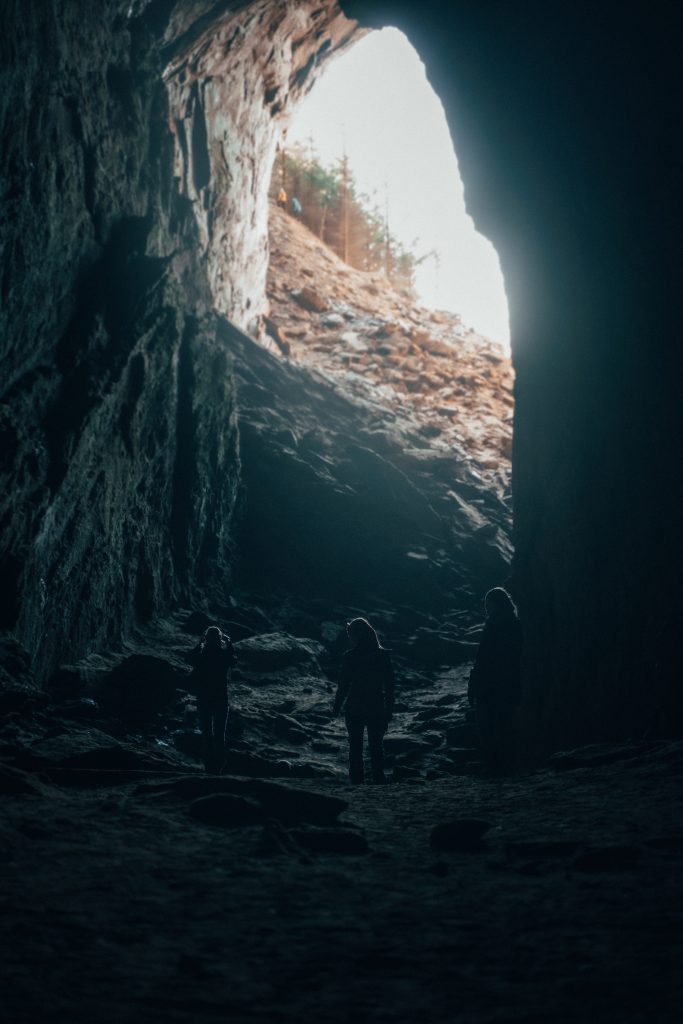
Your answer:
1;2;681;1021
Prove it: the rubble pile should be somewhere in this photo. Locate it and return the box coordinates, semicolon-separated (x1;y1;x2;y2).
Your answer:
263;200;514;496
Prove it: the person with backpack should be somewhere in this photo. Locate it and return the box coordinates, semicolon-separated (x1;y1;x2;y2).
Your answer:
468;587;522;774
333;617;395;784
190;626;236;773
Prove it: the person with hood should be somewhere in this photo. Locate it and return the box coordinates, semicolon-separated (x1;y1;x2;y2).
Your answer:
190;626;236;773
468;587;522;773
333;617;395;784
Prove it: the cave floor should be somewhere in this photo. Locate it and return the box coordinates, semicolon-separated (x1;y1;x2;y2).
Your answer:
2;742;681;1024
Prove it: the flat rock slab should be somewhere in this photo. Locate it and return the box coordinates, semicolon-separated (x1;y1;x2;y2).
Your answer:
167;775;348;827
235;633;325;672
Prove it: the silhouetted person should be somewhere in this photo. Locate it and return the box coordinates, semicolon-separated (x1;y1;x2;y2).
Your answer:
277;187;287;210
333;617;395;784
468;588;522;774
290;196;302;217
190;626;235;773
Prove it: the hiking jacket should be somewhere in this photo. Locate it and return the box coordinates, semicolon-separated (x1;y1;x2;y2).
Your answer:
468;611;522;708
190;642;235;701
334;645;395;719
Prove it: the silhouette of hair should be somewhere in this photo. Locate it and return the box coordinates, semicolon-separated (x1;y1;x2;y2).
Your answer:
346;617;381;649
201;625;225;650
484;587;518;617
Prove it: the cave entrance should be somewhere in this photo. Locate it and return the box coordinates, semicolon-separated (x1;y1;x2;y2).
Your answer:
264;26;513;489
163;0;514;510
276;27;509;346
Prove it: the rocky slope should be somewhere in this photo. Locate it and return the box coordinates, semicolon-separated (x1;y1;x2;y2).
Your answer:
228;315;511;621
264;200;514;497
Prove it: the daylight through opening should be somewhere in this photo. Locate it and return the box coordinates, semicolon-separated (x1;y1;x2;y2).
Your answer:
264;26;513;495
278;28;509;349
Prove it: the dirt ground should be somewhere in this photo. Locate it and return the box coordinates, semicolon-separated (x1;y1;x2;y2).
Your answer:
2;737;681;1024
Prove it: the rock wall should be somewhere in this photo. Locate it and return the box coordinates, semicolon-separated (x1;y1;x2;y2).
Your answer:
340;1;683;750
0;1;241;678
0;0;362;680
162;0;362;329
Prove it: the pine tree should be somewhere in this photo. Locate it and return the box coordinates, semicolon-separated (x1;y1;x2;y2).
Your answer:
269;147;418;297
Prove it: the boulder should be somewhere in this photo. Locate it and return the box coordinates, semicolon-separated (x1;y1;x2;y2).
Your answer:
339;331;368;353
101;654;180;721
246;779;347;826
323;313;345;328
234;633;325;672
291;286;327;313
168;775;347;826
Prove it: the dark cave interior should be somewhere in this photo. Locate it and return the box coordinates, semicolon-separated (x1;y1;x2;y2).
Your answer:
1;2;682;1021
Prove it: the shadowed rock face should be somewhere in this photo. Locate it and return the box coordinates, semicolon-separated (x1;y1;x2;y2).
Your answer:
1;3;234;676
1;1;363;682
1;1;681;753
340;0;683;750
163;0;363;329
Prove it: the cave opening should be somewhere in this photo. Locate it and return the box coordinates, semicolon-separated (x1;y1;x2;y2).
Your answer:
262;26;514;507
277;26;510;348
163;6;514;610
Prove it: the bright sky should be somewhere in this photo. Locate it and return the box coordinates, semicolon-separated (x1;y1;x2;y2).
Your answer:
285;27;509;347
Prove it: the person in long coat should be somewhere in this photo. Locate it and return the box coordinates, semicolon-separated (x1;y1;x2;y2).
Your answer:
190;626;235;773
468;588;522;773
333;617;395;784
